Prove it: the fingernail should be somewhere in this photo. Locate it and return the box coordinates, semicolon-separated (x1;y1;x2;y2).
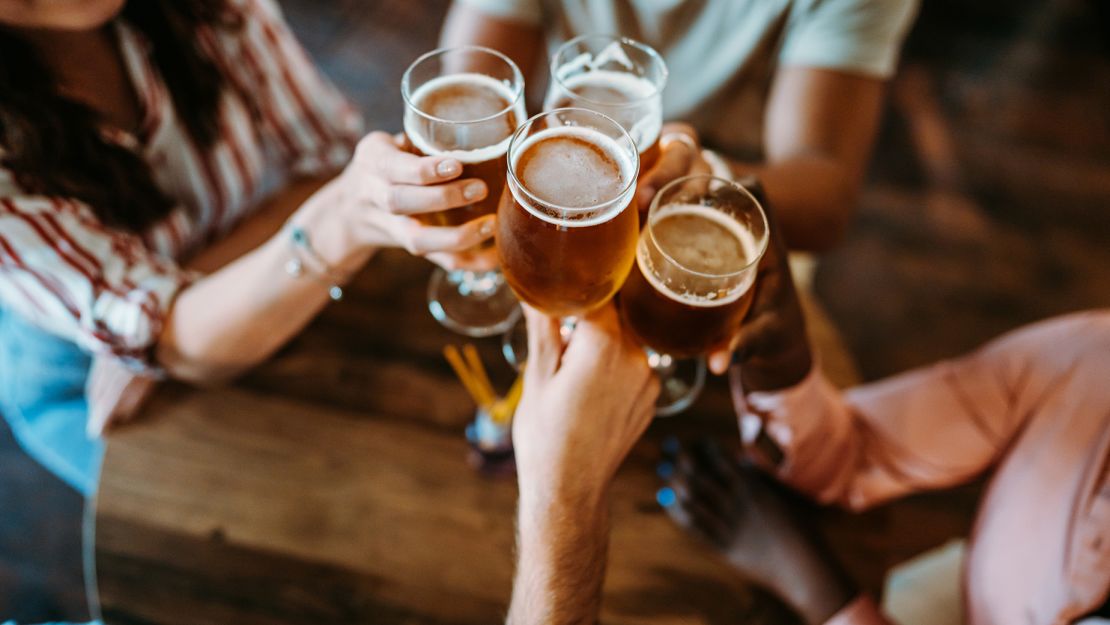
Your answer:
478;217;494;236
464;182;485;201
656;487;677;507
437;159;461;177
657;461;675;479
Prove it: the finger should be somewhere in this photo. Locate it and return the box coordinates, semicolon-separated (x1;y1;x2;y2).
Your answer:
624;372;661;440
374;179;488;215
401;214;496;255
692;439;744;493
357;131;463;184
113;377;155;425
676;450;741;524
564;302;623;362
666;480;734;547
87;403;109;439
708;311;778;374
523;303;563;380
632;372;661;419
637;138;698;210
425;246;500;272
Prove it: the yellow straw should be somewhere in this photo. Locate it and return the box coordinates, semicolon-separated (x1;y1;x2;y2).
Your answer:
443;345;487;408
462;344;496;407
491;365;525;425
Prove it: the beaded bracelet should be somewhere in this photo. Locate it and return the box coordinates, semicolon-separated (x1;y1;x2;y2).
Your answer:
284;225;349;301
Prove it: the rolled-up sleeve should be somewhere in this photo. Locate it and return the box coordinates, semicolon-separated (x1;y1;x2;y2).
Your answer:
0;195;197;371
779;0;919;79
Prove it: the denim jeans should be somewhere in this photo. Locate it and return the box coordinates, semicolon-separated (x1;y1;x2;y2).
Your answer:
0;306;103;496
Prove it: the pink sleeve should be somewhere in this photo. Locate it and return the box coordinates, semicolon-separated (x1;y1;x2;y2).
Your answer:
0;192;196;371
825;596;892;625
211;0;364;176
733;311;1110;510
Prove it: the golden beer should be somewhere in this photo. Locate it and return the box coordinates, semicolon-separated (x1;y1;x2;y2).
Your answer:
403;51;525;226
402;46;527;338
498;113;640;317
620;204;760;357
547;70;663;175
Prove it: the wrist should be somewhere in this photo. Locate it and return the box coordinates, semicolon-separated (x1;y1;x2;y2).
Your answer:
759;545;856;625
291;177;375;273
518;474;609;529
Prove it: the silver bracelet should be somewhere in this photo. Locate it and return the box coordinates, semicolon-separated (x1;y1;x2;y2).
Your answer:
284;225;348;301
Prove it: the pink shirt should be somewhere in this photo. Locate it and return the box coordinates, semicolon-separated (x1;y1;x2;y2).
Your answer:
732;310;1110;625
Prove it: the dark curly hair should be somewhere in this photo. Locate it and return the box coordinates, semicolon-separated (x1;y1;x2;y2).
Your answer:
0;1;239;232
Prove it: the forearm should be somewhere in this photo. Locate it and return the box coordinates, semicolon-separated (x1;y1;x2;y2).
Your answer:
508;487;610;625
157;177;373;382
729;155;854;252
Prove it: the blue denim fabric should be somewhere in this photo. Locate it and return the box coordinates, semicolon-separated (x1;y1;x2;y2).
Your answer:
0;306;103;496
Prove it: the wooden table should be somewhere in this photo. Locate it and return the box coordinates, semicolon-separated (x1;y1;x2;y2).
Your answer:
91;250;795;625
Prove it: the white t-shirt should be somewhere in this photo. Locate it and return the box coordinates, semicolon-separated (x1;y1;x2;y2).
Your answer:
456;0;918;158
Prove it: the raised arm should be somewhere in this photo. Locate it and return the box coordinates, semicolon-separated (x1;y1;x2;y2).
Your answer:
729;67;884;251
508;304;659;624
736;310;1110;510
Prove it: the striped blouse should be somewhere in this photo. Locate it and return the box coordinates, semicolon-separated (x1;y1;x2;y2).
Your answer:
0;0;363;370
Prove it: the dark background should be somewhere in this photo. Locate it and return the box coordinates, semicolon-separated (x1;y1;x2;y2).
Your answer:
3;0;1108;621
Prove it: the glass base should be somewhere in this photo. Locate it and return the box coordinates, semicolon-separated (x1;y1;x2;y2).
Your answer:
649;351;707;417
428;268;521;337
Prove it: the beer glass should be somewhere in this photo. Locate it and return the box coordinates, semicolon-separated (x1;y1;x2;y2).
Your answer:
497;108;640;318
402;46;526;336
545;34;667;177
619;174;768;416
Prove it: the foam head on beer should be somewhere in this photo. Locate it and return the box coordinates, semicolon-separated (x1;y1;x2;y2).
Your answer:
617;176;768;357
645;203;759;300
405;73;523;157
508;119;638;225
547;37;666;171
548;70;662;158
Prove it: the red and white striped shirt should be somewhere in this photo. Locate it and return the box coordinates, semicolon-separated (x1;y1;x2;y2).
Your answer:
0;0;363;369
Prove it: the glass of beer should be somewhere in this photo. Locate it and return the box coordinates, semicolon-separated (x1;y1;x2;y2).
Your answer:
545;34;667;177
402;46;526;336
619;174;769;416
497;108;640;319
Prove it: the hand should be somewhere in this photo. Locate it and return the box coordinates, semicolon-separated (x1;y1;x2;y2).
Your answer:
338;131;498;271
513;303;660;503
659;439;856;625
705;191;812;390
636;122;713;211
85;356;158;437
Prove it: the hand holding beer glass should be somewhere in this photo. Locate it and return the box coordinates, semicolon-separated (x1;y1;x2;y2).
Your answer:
402;46;526;336
618;174;769;415
497;108;640;320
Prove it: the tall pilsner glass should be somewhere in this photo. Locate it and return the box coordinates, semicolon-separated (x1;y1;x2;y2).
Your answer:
498;108;640;325
619;175;768;416
402;46;526;336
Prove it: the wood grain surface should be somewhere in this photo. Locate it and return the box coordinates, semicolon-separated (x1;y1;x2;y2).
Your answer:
93;250;799;625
